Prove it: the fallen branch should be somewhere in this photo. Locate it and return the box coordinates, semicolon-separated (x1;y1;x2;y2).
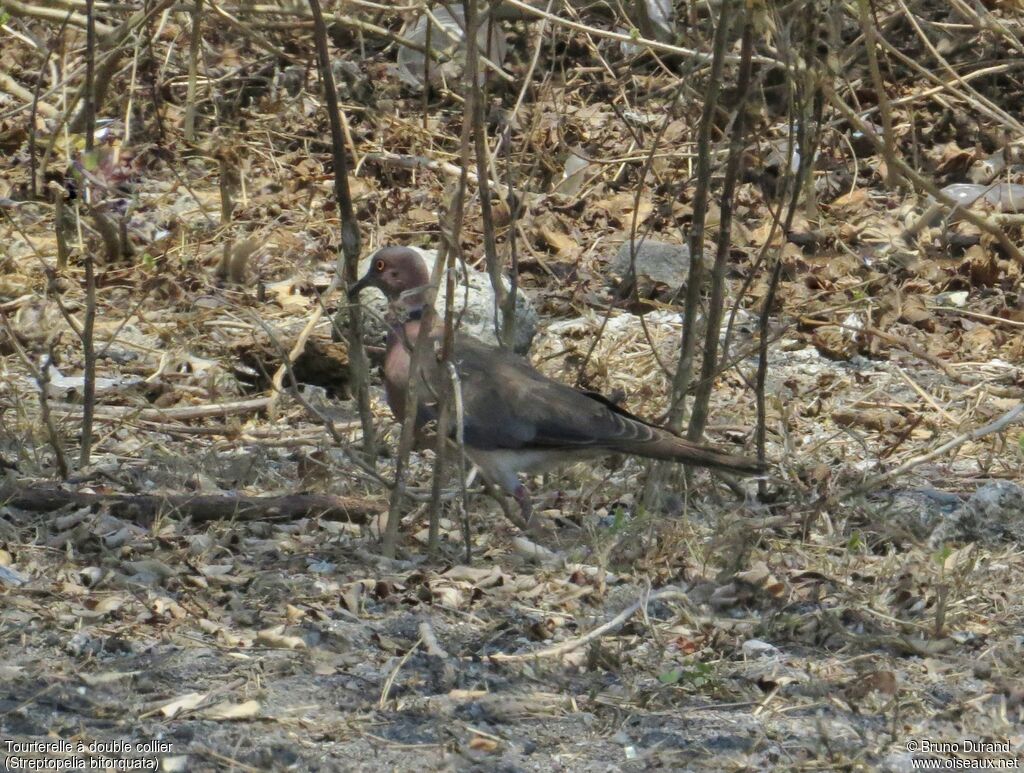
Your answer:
0;72;61;118
0;0;114;34
486;586;690;662
1;483;379;523
839;402;1024;500
45;396;274;423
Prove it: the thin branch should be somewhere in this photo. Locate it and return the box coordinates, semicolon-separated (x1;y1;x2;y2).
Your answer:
487;586;692;662
839;404;1024;501
308;0;376;459
499;0;780;66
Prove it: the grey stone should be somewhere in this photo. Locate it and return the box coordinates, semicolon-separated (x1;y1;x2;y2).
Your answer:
930;481;1024;545
874;488;963;540
610;238;708;291
395;6;507;92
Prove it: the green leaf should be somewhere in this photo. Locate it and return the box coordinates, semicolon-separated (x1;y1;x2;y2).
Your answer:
933;544;953;564
658;669;681;684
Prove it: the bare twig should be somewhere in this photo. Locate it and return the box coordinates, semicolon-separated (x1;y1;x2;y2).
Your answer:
308;0;376;459
827;87;1024;265
839;404;1024;500
0;313;68;479
688;11;754;441
487;586;691;662
78;249;97;468
184;0;204;142
499;0;779;66
0;0;114;34
667;0;735;432
379;637;422;708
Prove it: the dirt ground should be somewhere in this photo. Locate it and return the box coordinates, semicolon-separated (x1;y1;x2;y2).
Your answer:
3;2;1024;771
2;391;1023;772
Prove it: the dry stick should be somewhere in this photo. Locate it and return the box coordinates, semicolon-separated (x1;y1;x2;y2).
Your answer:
439;3;483;553
69;0;136;135
950;0;1024;60
602;84;688;386
0;206;81;338
688;14;754;442
425;168;469;555
44;396;274;423
267;308;326;411
856;0;900;190
207;1;294;62
499;0;779;67
667;0;735;434
420;1;513;84
46;0;154;12
427;369;451;556
639;1;735;509
77;249;97;468
308;0;376;460
70;22;105;469
0;0;114;34
751;9;824;495
933;306;1024;331
121;12;142;144
446;361;472;563
420;0;433;136
892;0;1024;137
838;403;1024;502
225;2;484;73
360;151;512;200
0;484;378;524
491;0;550;159
0;314;68;479
465;1;509;350
143;2;167;145
755;260;782;497
184;0;203;142
892;365;956;425
83;0;96;151
379;636;422;709
51;184;70;269
493;0;551;354
0;71;61;120
28;8;73;199
487;587;690;662
388;15;479;558
247;313;393;493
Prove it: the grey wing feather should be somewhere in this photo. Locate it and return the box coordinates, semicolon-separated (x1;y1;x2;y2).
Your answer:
415;335;763;474
449;337;656;451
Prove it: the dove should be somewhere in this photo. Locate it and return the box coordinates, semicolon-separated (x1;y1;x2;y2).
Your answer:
350;246;764;523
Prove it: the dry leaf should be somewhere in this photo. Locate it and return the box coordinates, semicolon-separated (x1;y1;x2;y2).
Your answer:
159;692;207;718
200;700;261;720
257;627;307;650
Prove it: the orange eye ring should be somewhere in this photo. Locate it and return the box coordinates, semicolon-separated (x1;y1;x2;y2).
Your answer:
374;259;385;272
